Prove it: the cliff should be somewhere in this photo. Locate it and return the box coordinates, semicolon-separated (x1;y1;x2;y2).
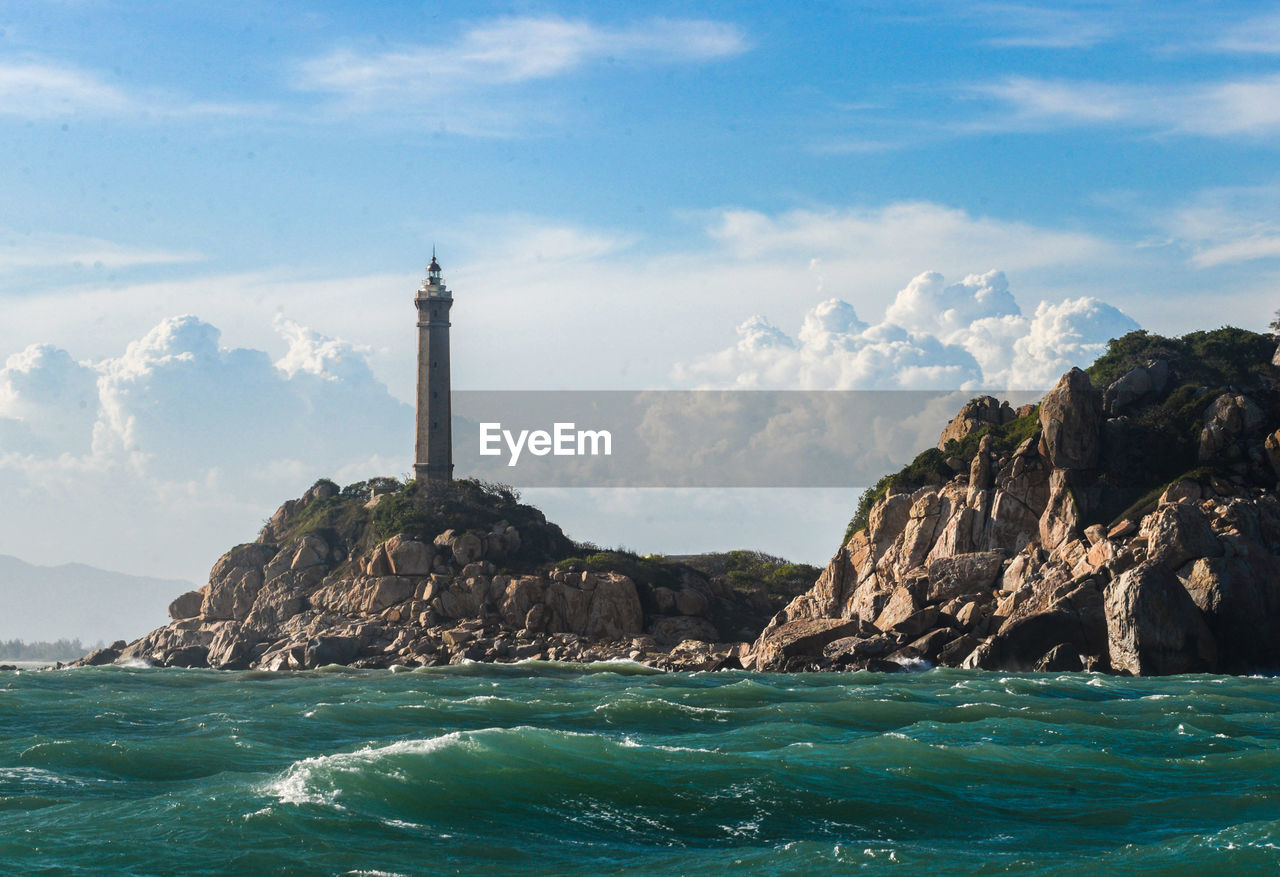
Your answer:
747;327;1280;675
78;478;812;671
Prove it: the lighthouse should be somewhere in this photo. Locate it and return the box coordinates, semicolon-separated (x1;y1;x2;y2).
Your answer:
414;251;453;482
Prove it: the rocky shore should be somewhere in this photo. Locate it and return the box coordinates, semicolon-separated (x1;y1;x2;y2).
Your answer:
75;478;801;672
78;326;1280;676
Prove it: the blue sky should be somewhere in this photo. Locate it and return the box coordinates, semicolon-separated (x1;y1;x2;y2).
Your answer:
4;1;1280;587
7;1;1280;298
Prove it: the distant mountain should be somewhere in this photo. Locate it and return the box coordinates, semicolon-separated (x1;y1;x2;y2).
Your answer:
0;555;194;643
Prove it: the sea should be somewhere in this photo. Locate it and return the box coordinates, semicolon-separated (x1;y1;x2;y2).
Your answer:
2;662;1278;876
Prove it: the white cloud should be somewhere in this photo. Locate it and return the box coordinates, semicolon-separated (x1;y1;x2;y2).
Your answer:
1213;11;1280;54
978;4;1116;49
0;229;202;274
293;15;746;133
974;73;1280;137
0;59;269;119
883;269;1020;338
0;344;99;454
706;203;1109;269
674;270;1140;390
299;16;748;96
0;61;134;116
0;315;411;578
1163;185;1280;268
0;201;1138;399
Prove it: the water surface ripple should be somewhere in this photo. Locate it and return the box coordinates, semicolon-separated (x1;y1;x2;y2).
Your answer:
2;663;1278;875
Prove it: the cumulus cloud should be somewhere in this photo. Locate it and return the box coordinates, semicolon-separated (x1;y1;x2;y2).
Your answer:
0;315;411;579
0;344;99;455
675;270;1139;390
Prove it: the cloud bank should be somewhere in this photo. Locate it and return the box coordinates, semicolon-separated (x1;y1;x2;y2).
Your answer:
675;270;1140;389
0;315;411;579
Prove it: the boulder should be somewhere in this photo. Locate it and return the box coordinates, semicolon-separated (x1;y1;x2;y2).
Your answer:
499;576;547;630
937;633;980;666
1179;553;1280;670
1142;503;1222;571
290;535;329;571
1104;561;1217;675
161;645;209;668
1159;479;1202;505
752;618;864;671
582;574;644;640
207;626;259;670
891;607;941;639
937;396;1015;449
243;577;308;631
904;627;958;662
365;544;392;577
305;635;362;667
545;582;593;634
988;580;1107;671
872;585;919;631
1199;394;1265;462
202;543;277;622
926;552;1003;603
385;535;435;576
822;633;899;662
1039;469;1081;550
435;530;484;566
1038;368;1101;470
81;647;120;667
168;589;204;621
360;577;416;614
1104;360;1167;414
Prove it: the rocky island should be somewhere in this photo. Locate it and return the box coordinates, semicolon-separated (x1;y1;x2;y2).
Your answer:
77;475;815;672
79;326;1280;676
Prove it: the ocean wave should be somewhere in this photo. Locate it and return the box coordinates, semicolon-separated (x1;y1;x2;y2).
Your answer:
7;666;1280;875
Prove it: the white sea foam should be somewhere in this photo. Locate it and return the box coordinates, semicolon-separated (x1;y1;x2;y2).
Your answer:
266;732;473;806
890;656;933;671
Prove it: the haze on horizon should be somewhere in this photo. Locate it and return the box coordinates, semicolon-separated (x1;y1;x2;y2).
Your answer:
2;1;1279;594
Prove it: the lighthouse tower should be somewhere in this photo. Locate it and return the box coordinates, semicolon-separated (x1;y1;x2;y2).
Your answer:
414;251;453;482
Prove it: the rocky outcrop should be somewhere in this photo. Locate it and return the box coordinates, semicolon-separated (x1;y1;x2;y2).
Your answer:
82;480;777;672
1104;562;1216;675
1038;368;1102;471
937;396;1016;449
749;336;1280;675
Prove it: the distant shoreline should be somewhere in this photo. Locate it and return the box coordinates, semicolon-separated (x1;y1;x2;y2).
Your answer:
0;660;57;670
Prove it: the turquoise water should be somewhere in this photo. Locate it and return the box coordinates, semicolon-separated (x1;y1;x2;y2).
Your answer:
2;664;1279;875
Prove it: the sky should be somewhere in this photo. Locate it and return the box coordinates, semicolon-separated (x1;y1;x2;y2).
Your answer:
3;1;1280;591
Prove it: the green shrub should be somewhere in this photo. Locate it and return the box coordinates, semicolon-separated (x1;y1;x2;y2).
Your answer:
552;550;685;590
1086;326;1273;389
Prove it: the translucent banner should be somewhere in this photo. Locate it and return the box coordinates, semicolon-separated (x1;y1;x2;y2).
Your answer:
447;390;1043;487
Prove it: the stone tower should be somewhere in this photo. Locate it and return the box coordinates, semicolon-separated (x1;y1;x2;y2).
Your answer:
414;251;453;482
